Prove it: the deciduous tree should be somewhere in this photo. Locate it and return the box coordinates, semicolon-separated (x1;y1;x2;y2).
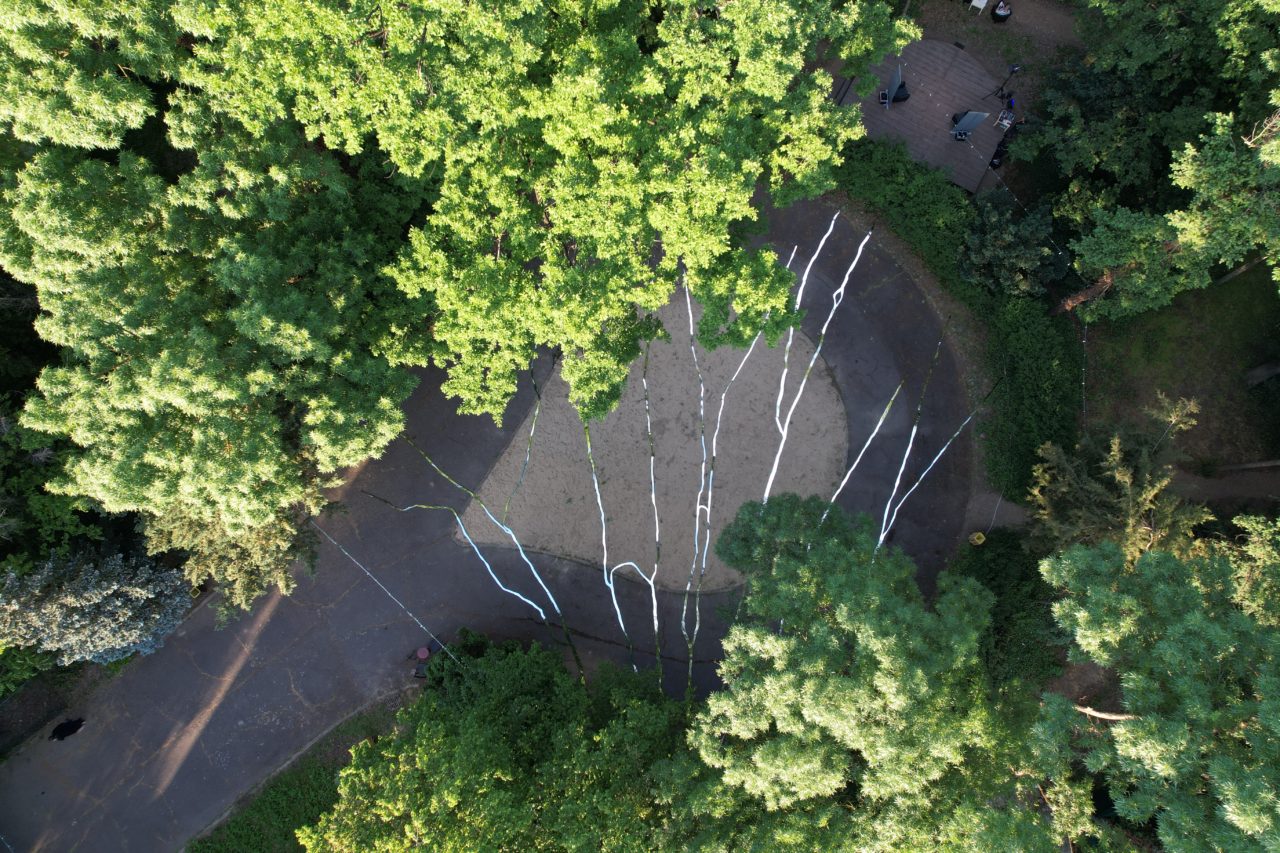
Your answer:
176;0;914;420
1023;0;1280;318
298;634;687;852
0;114;425;605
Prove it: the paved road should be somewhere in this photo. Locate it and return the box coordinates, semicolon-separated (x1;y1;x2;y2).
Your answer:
0;198;971;852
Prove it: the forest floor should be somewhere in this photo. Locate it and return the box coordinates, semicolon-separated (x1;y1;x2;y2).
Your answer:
1085;264;1280;468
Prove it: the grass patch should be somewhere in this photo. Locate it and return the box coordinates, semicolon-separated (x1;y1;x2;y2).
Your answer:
1085;263;1280;465
948;527;1065;691
187;693;407;853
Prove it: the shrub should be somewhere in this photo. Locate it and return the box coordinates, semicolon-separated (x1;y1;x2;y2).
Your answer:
947;528;1064;691
983;298;1081;499
0;644;56;700
0;550;189;665
962;193;1068;298
835;138;974;293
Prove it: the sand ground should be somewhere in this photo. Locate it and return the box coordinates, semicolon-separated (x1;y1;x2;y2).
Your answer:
460;296;849;592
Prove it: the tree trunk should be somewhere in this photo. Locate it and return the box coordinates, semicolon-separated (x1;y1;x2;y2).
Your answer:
1213;255;1263;287
1245;362;1280;388
1055;276;1113;314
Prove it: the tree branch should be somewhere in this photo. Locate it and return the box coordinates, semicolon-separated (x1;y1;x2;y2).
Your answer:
1074;704;1136;721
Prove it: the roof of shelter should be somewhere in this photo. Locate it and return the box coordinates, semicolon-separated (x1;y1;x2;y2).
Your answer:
837;39;1008;193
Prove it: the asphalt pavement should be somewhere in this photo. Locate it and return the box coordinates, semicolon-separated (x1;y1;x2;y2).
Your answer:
0;197;971;852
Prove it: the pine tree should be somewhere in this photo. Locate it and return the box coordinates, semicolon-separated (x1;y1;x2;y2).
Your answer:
0;0;181;149
1029;396;1211;564
1039;543;1280;850
1024;0;1280;317
689;495;1071;849
0;550;189;665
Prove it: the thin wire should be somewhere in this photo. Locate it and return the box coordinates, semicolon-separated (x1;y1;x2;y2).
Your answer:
985;495;1003;535
309;519;464;666
503;357;555;523
1080;320;1089;422
406;439;562;617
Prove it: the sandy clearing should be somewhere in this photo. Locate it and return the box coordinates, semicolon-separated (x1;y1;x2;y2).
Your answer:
460;294;849;592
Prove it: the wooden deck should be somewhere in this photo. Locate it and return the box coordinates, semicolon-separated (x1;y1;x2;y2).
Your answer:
836;39;1007;193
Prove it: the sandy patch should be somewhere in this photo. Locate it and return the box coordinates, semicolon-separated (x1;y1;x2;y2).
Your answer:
461;296;849;592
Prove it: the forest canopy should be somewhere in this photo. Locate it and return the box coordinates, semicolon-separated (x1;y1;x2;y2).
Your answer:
0;0;912;605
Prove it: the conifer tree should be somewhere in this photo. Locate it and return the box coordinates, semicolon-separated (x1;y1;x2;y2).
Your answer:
1040;543;1280;850
689;495;1076;849
0;550;188;665
0;0;180;149
1029;397;1210;564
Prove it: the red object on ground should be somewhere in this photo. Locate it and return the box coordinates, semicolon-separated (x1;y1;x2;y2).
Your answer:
416;646;431;660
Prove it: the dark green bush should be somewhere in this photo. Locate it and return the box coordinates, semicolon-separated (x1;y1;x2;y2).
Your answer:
947;528;1064;691
962;193;1069;299
0;645;56;700
835;138;974;294
983;298;1081;499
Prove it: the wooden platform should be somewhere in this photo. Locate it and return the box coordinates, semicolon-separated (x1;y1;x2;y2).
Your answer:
837;39;1007;193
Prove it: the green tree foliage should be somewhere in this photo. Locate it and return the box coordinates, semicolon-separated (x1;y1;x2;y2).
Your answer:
0;644;56;700
1023;0;1280;318
982;296;1080;500
689;495;1070;849
0;0;181;149
1;1;915;605
1029;396;1211;563
0;106;426;604
962;194;1066;299
297;634;687;852
833;140;1079;499
1168;112;1280;280
1224;514;1280;629
0;405;99;567
142;507;313;615
176;0;915;420
1040;542;1280;850
0;266;108;693
0;550;189;665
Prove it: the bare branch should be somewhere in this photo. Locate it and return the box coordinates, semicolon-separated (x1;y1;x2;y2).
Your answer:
1074;704;1136;722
